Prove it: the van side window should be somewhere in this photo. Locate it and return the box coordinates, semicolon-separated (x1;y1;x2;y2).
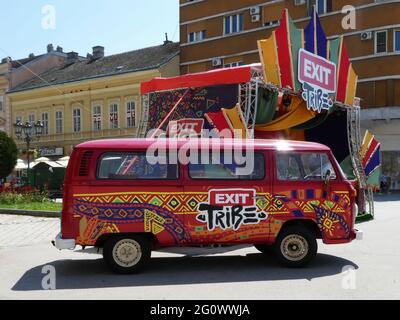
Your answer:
277;152;336;181
188;152;265;180
97;152;178;180
277;154;302;180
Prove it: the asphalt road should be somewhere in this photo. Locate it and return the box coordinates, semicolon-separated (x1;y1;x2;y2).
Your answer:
0;195;399;300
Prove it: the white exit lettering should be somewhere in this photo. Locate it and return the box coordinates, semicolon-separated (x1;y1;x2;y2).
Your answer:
304;58;332;86
215;194;251;205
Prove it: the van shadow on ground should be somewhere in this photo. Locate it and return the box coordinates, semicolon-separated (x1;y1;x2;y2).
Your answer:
12;252;358;291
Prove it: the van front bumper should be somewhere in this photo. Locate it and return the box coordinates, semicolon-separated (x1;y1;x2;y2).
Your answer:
53;233;76;250
350;229;364;241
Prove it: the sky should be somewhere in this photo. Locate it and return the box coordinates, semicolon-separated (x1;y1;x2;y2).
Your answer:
0;0;180;60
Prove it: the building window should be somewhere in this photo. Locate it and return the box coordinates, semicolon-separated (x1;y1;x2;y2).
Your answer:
41;113;49;135
224;14;244;35
55;111;63;134
394;30;400;52
375;30;387;54
308;0;332;15
93;105;102;131
317;0;326;14
109;103;119;129
73;108;81;133
188;30;206;43
264;20;280;27
224;61;243;68
0;96;4;112
126;101;136;128
28;114;35;125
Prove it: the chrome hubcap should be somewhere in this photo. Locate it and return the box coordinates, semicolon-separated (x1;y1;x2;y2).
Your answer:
113;239;142;267
280;234;309;262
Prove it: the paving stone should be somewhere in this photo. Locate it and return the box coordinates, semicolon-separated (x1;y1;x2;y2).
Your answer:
0;215;60;248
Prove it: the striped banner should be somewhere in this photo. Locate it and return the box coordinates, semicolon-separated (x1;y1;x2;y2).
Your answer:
258;9;303;91
361;130;381;178
304;9;328;58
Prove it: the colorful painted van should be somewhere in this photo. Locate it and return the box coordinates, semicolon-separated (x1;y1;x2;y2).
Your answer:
54;138;363;274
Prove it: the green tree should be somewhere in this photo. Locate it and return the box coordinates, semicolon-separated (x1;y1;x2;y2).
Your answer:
0;131;17;180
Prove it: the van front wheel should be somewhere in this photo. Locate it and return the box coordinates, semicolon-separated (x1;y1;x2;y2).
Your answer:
103;235;151;274
274;226;317;268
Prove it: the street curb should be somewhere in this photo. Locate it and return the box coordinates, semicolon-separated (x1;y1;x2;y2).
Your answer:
0;208;61;218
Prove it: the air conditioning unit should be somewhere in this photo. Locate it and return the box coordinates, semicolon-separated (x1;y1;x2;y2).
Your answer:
361;32;373;41
251;14;260;22
294;0;306;5
212;58;223;67
250;6;260;15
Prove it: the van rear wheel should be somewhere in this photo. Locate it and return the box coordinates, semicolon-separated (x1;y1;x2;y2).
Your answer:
103;235;151;274
274;225;317;268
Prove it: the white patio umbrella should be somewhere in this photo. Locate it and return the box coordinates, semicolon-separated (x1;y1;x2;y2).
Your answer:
14;159;28;171
31;157;51;168
35;157;51;162
56;156;70;168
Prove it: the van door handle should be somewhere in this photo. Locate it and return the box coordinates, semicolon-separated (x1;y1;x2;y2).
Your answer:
275;194;287;200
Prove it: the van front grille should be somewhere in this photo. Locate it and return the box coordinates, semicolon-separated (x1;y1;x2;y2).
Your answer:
79;151;93;176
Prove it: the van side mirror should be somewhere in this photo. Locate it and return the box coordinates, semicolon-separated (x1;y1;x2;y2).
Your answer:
324;170;332;185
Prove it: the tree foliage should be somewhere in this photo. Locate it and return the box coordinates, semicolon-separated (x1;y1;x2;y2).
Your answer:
0;131;17;179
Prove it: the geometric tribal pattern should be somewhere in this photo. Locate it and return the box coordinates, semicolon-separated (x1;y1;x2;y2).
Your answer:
78;193;207;215
74;199;192;245
312;204;350;238
76;191;291;215
74;189;351;244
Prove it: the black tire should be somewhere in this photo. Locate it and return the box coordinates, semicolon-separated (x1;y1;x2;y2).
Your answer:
103;235;151;274
254;244;273;254
274;225;317;268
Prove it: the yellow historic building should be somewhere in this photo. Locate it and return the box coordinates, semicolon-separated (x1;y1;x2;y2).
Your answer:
8;43;179;158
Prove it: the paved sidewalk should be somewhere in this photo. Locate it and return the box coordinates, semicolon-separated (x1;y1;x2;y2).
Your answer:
0;215;59;248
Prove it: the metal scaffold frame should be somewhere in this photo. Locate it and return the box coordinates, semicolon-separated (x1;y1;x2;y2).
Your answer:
239;66;264;138
344;104;375;218
138;93;150;138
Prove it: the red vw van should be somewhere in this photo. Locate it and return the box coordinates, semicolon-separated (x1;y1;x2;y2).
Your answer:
54;138;363;274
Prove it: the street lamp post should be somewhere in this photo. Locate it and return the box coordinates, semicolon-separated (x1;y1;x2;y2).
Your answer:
14;121;44;186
